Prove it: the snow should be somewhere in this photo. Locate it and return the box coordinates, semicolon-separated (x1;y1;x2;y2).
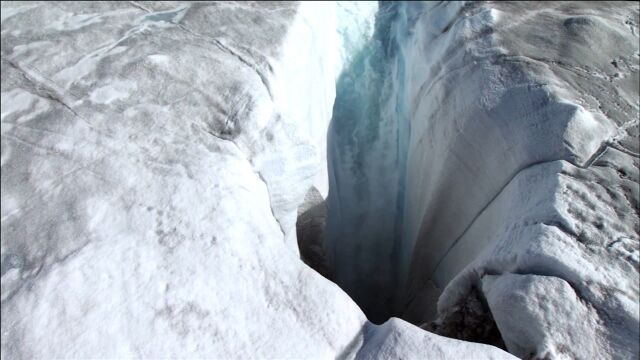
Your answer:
482;273;602;359
89;80;137;104
355;318;513;360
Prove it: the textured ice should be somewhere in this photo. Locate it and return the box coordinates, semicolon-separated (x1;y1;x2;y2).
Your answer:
397;6;639;357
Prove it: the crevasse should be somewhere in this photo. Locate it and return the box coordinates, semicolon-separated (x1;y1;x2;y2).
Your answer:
325;2;415;324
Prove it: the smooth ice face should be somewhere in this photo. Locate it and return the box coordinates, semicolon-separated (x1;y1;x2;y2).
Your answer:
415;2;638;359
325;2;417;323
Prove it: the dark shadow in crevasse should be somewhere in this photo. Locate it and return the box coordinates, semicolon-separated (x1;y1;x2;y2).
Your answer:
296;187;333;281
297;1;509;349
322;1;410;324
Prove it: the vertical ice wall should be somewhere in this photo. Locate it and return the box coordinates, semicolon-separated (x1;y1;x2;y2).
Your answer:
325;3;638;358
325;2;419;323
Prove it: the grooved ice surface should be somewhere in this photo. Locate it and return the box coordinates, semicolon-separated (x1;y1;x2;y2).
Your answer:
395;2;639;358
0;1;514;359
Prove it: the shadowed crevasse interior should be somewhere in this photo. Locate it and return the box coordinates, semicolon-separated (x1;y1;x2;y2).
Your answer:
298;2;426;325
297;3;501;336
299;0;639;354
324;2;410;324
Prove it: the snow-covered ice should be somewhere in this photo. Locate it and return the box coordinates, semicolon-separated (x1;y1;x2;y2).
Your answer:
2;1;638;359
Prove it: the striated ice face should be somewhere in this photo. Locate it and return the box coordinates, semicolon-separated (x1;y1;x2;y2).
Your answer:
326;1;638;358
325;1;413;323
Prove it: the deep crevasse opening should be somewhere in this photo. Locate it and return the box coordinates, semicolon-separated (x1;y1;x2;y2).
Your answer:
324;2;414;324
299;1;502;338
295;1;450;325
291;1;411;323
309;2;506;338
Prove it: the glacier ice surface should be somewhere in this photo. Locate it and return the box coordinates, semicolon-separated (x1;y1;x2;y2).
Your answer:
2;0;639;359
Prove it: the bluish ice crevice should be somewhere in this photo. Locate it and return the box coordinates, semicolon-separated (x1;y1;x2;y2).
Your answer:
325;2;414;324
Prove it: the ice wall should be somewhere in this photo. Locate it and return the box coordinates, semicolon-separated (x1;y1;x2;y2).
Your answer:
263;1;377;249
325;2;417;323
393;1;639;357
326;1;639;357
399;0;637;313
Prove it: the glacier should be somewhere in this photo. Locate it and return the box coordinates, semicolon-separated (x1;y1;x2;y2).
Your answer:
1;1;639;359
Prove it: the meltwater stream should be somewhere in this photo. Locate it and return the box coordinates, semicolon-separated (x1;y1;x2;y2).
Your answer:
324;2;414;324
